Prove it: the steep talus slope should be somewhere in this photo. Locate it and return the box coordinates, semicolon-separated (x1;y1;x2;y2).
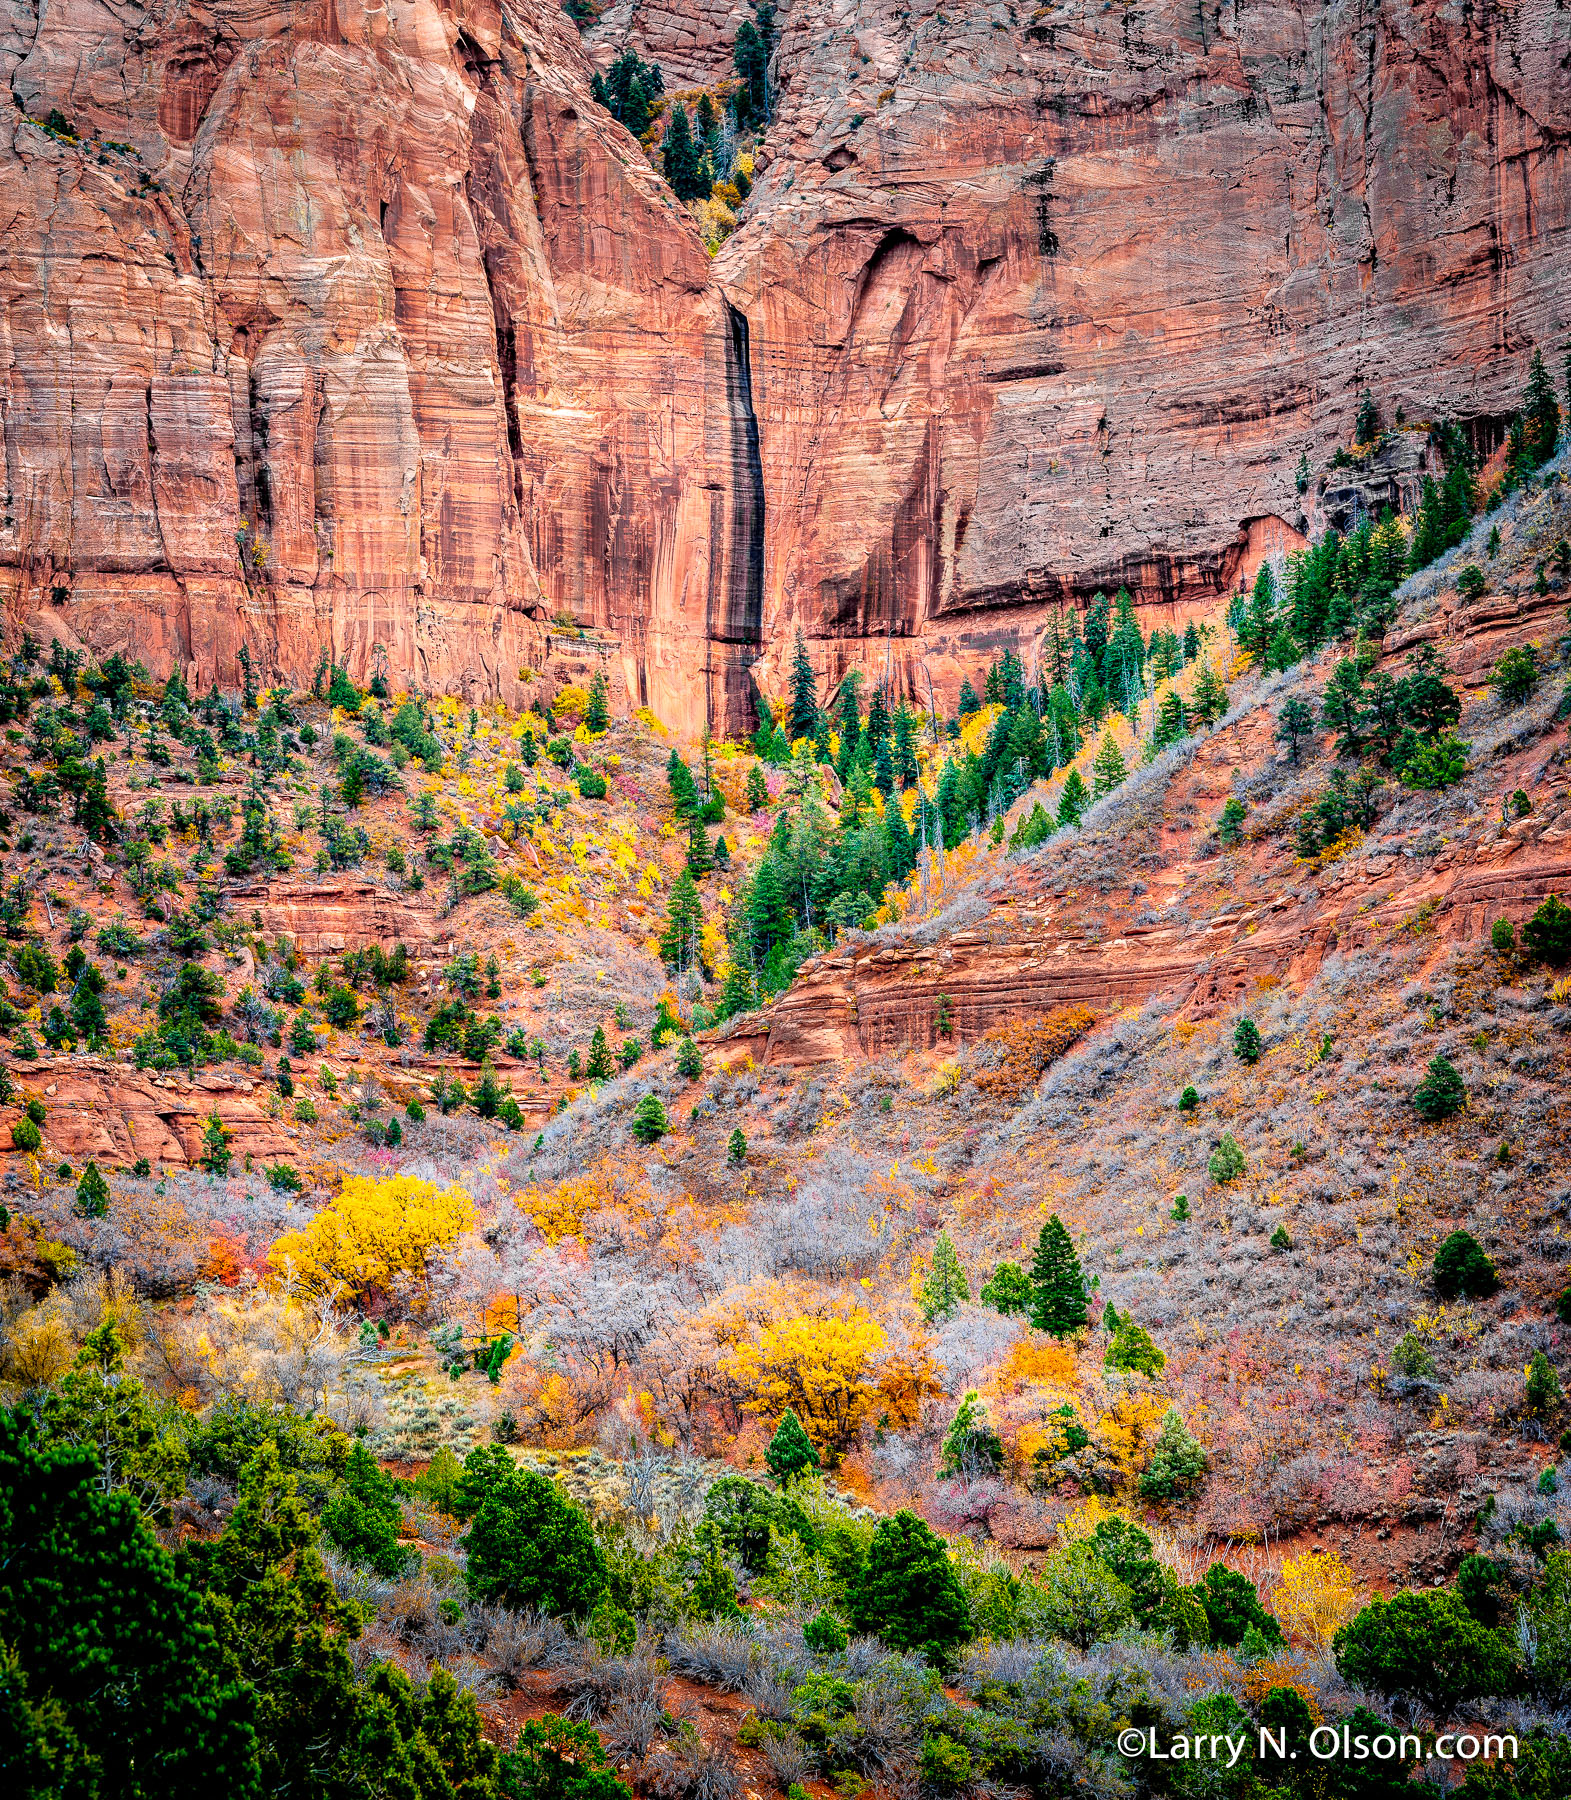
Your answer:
723;545;1571;1071
717;0;1571;698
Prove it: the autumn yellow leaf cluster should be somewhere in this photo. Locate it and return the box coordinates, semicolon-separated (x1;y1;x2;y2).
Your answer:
1274;1549;1363;1650
721;1308;890;1457
268;1174;474;1298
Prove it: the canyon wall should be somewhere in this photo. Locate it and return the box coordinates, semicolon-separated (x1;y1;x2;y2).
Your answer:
0;0;1567;727
0;0;763;729
718;0;1571;704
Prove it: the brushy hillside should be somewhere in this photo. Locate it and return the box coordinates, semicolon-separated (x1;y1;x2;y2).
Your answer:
6;400;1571;1798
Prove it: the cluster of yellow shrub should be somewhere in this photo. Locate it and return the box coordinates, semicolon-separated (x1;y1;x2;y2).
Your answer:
719;1307;941;1459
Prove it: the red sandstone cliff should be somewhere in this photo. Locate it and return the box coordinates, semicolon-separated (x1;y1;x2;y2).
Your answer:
717;0;1571;703
1;0;1567;727
0;0;762;728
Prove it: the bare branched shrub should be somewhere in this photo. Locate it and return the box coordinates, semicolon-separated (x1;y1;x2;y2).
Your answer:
641;1726;741;1800
440;1654;499;1700
603;1690;666;1761
559;1648;664;1721
761;1730;812;1786
379;1570;471;1662
663;1621;758;1691
471;1606;566;1688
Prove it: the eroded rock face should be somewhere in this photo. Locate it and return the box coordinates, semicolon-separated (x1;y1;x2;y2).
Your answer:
716;0;1571;706
227;878;437;960
1;0;1566;730
713;587;1571;1069
2;1058;295;1168
0;0;761;731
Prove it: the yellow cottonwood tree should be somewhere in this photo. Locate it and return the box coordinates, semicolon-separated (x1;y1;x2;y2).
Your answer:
1275;1549;1362;1651
721;1309;887;1459
268;1174;473;1299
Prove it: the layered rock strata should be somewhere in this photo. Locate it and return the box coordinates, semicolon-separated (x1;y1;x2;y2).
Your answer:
0;0;1567;728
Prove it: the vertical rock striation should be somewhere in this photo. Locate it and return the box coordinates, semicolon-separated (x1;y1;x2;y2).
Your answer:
714;0;1571;704
0;0;1566;726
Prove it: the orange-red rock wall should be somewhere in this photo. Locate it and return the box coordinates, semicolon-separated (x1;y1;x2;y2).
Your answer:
1;0;1567;728
718;0;1571;708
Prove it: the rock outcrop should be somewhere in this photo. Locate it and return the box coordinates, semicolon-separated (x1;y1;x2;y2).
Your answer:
716;583;1571;1068
0;0;762;730
228;878;437;960
1;0;1567;727
1;1058;296;1168
719;0;1571;704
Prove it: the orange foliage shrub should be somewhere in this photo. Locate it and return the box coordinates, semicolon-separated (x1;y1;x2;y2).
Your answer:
1001;1338;1080;1388
201;1236;247;1288
973;1006;1097;1099
875;1346;944;1429
1236;1655;1322;1711
494;1357;596;1447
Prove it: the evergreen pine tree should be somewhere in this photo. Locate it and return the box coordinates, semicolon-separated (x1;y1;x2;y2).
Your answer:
1355;387;1379;444
1192;659;1228;725
727;1125;748;1164
920;1230;970;1323
695;91;721;154
733;18;769;126
788;631;819;742
938;1391;1004;1479
585;668;611;732
716;950;754;1020
322;1442;414;1578
1154;689;1188;747
1412;1053;1466;1121
1275;696;1314;762
892;704;918;785
75;1159;109;1217
659;870;704;972
630;1093;668;1143
745;763;770;812
586;1026;613;1080
957;678;981;718
746;857;793;955
1057;766;1089;829
675;1036;703;1079
1139;1407;1208;1499
1029;1215;1087;1335
1083;591;1111;663
979;1260;1033;1314
1524;348;1562;466
1233;1018;1262;1064
765;1408;820;1483
1092;730;1126;796
883;791;916;879
662;103;708;201
667;749;699;821
865;685;891;757
873;735;896;796
200;1112;231;1175
686;815;714;875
